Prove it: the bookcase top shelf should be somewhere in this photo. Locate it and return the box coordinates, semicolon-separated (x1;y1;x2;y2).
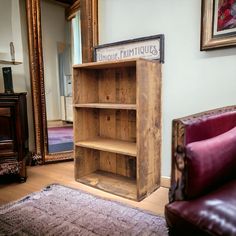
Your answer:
74;103;137;110
73;58;157;69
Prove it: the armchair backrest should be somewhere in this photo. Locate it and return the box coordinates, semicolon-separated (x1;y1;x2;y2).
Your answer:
170;106;236;202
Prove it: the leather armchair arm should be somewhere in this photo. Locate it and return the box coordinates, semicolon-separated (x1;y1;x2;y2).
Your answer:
170;105;236;202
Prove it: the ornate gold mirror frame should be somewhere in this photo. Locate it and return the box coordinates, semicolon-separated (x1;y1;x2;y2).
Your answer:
25;0;98;164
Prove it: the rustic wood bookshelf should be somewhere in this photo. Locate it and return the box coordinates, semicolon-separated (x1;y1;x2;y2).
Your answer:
73;58;162;201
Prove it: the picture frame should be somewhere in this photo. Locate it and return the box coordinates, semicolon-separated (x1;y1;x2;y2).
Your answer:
201;0;236;50
94;34;164;63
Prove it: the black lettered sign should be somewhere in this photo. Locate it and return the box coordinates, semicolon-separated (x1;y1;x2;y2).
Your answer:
94;34;164;63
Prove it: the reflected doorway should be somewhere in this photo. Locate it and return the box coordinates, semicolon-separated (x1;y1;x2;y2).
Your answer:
47;121;73;153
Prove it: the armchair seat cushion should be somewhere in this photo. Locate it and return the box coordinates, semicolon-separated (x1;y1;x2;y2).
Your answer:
165;179;236;236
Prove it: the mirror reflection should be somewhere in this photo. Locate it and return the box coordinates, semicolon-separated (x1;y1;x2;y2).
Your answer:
41;0;81;154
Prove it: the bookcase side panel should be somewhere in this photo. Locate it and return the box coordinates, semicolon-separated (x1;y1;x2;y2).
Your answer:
136;60;162;199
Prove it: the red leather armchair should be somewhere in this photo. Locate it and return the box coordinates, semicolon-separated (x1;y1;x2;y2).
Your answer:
165;106;236;236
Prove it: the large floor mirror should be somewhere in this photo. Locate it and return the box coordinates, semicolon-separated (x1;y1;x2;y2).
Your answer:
25;0;98;163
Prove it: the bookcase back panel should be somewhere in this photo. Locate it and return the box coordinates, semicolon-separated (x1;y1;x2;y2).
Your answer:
99;109;116;139
74;69;98;104
74;147;100;178
99;151;136;178
98;69;116;103
75;109;136;142
99;109;136;142
115;154;136;178
74;67;136;104
98;67;136;104
74;109;99;141
75;146;136;179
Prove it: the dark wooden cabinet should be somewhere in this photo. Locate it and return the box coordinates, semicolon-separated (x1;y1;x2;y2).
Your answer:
0;93;29;181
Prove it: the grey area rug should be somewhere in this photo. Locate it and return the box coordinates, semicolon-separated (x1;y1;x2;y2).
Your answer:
0;184;168;236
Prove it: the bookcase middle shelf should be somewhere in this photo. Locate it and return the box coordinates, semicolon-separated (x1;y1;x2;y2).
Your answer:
74;103;136;110
75;137;136;157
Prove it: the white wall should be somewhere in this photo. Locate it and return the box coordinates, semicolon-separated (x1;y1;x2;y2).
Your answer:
0;0;34;151
72;11;82;65
0;1;12;55
41;0;66;120
99;0;236;177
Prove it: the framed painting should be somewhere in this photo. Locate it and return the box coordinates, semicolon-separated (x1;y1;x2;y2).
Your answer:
201;0;236;50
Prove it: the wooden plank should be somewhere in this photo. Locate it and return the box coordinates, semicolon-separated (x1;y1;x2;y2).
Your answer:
128;111;137;142
98;150;136;178
73;58;137;69
78;170;137;200
74;103;136;110
116;154;136;178
116;67;136;104
99;109;116;139
0;151;17;158
73;109;99;142
0;108;11;116
99;151;117;174
98;69;116;103
0;138;14;152
136;60;162;199
74;147;99;179
75;137;136;157
73;69;98;104
99;109;136;142
115;110;136;142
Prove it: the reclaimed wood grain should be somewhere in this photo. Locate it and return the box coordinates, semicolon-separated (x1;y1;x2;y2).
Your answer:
136;59;162;199
74;103;136;110
78;170;137;200
75;137;136;157
73;59;162;201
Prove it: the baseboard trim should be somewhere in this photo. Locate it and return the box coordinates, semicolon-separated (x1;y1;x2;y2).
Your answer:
161;176;170;188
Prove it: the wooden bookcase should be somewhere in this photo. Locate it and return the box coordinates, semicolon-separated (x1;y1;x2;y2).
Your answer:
73;58;162;201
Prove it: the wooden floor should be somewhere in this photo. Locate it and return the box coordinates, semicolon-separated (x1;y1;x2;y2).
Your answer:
0;161;169;216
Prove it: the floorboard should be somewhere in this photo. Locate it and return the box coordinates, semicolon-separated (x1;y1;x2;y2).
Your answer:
0;161;168;216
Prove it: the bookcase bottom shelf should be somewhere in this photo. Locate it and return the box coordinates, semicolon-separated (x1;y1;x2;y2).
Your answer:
76;170;138;200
